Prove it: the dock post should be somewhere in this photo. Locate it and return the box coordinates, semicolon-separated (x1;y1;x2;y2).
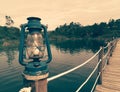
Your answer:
98;47;104;84
21;77;48;92
35;79;47;92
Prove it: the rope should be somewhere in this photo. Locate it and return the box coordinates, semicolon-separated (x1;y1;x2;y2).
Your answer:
75;59;101;92
104;43;110;49
102;56;108;71
47;48;102;82
102;43;111;70
103;51;108;59
90;72;101;92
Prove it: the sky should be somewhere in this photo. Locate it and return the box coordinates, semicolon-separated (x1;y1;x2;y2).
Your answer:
0;0;120;30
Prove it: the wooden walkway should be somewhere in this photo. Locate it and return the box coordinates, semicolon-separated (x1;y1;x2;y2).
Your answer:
95;40;120;92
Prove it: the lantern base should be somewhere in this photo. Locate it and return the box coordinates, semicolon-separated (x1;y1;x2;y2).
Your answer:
22;62;49;80
22;72;49;81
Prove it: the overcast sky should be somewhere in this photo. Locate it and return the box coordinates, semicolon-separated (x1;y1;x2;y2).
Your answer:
0;0;120;30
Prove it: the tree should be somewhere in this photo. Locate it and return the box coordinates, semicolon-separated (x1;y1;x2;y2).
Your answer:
108;19;115;30
5;16;14;26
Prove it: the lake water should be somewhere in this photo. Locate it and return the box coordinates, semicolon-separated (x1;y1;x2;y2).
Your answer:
0;39;105;92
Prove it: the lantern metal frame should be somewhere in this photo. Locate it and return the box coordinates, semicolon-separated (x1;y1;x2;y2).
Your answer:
19;17;52;80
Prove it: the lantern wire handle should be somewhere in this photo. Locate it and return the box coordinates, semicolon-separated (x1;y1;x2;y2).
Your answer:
19;24;28;66
42;25;52;63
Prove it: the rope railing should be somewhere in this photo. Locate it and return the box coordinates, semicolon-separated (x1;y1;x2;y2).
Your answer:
92;39;117;92
102;46;110;69
102;57;108;71
90;72;101;92
48;48;102;82
75;59;101;92
75;39;117;92
103;42;110;49
102;43;111;71
90;40;115;92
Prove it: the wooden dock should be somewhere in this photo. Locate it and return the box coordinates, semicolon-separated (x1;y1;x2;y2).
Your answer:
95;40;120;92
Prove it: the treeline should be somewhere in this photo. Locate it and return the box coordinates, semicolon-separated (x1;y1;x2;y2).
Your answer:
0;26;20;49
50;19;120;39
0;18;120;41
0;26;20;40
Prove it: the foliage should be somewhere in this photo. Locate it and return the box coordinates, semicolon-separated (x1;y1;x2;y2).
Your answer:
50;39;105;54
0;26;20;50
0;26;20;40
50;18;120;39
0;18;120;50
5;16;14;26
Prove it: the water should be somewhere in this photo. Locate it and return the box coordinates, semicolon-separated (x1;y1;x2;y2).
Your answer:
0;39;105;92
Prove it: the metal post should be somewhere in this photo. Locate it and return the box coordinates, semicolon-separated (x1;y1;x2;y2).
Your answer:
98;47;104;84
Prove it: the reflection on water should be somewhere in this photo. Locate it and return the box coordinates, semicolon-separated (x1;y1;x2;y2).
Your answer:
0;51;24;92
0;46;17;65
51;39;105;54
6;50;15;65
0;39;105;92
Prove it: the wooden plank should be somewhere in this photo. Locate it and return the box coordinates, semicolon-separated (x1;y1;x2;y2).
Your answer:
95;85;120;92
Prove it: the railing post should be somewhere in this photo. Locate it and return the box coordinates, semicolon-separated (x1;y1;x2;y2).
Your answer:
112;39;117;52
110;42;113;57
107;40;116;65
107;42;111;65
98;47;104;84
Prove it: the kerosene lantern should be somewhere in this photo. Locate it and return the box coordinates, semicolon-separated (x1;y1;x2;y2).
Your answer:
19;17;52;80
